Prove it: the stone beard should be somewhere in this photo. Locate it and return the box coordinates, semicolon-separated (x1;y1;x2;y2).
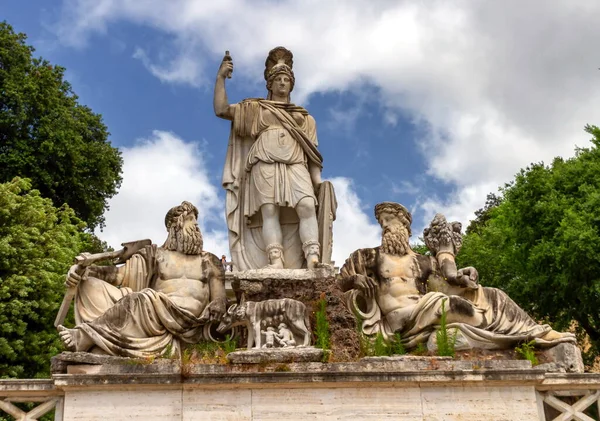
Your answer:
164;219;203;255
381;224;409;256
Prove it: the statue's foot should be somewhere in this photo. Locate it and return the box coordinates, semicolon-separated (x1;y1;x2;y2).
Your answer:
57;325;93;352
306;254;319;269
541;329;576;342
57;325;77;351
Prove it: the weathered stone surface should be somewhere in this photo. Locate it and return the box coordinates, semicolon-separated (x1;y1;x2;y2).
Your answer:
183;389;252;420
421;386;539;420
542;342;584;373
339;202;577;356
229;267;335;282
227;347;324;364
63;389;182;421
58;385;546;421
232;272;361;361
217;298;312;349
9;371;600;421
362;355;452;362
57;202;228;359
51;351;180;375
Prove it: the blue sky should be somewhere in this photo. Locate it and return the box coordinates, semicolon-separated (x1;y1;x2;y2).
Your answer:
3;0;600;263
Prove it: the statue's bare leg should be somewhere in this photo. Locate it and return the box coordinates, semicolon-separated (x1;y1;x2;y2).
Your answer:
296;197;320;269
261;204;284;268
58;325;94;352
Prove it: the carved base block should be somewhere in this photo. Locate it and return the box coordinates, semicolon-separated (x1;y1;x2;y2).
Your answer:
229;267;361;361
227;347;324;364
427;332;584;373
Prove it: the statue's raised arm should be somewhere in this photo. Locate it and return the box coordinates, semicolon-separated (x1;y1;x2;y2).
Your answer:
423;214;479;290
214;51;235;120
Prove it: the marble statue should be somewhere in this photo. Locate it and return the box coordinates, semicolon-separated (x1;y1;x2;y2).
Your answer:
57;201;227;358
339;202;576;350
262;327;278;348
276;323;296;348
216;298;311;349
214;47;337;270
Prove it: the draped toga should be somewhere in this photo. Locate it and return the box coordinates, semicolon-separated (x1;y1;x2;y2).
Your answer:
73;246;221;358
222;99;324;270
340;247;575;349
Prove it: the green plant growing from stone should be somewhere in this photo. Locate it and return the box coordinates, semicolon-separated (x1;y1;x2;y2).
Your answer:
315;294;330;350
222;334;238;354
182;338;238;365
412;343;428;356
436;299;458;357
359;331;407;357
391;333;406;355
373;332;388;356
515;340;538;366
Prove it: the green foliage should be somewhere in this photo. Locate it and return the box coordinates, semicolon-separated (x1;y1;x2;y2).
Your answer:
390;333;407;355
0;22;122;229
182;338;236;365
0;178;94;378
436;299;457;357
515;340;538;366
458;125;600;362
359;332;406;357
412;342;428;356
222;334;238;354
410;239;431;256
373;332;388;356
465;193;503;235
314;295;330;350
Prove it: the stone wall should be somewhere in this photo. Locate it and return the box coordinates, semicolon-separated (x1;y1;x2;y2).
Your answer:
3;359;600;420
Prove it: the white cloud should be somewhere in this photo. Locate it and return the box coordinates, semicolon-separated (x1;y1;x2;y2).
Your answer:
97;131;378;266
132;46;204;87
96;130;229;256
58;0;600;232
330;177;381;265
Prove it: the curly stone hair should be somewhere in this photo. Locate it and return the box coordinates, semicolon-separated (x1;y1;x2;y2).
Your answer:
164;201;198;230
374;202;412;236
163;201;203;254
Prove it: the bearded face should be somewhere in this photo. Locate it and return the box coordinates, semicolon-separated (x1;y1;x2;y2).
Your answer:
381;221;410;256
163;214;203;255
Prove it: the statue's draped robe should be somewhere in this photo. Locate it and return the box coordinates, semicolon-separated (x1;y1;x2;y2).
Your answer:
73;246;218;358
222;99;325;270
340;247;575;349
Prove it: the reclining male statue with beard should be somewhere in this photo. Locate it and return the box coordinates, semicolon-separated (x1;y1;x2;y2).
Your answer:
57;201;227;358
339;202;575;350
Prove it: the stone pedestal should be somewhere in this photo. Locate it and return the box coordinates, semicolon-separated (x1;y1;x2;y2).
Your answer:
227;347;324;364
36;355;600;420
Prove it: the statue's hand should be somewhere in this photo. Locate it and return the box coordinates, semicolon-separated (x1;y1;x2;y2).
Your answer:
457;267;479;289
201;297;227;323
217;58;233;79
352;274;378;298
64;264;87;288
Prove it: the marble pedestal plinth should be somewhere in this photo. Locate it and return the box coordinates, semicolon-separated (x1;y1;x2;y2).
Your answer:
36;356;600;420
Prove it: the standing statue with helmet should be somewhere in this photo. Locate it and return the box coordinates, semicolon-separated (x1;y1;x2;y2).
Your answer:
214;47;336;270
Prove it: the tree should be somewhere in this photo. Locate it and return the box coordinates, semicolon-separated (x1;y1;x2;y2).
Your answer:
458;125;600;361
0;22;122;230
465;193;502;235
0;178;93;378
